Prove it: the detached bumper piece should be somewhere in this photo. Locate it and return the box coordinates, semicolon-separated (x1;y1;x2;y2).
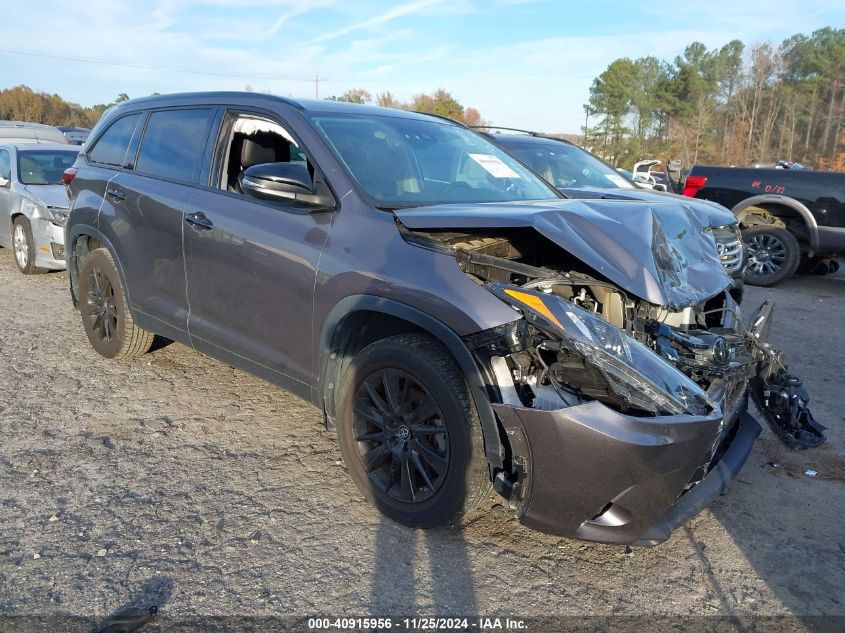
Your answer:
747;300;826;449
750;373;826;449
491;400;758;545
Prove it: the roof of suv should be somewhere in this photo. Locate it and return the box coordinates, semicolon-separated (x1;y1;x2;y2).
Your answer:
112;92;451;123
482;131;578;149
0;142;80;152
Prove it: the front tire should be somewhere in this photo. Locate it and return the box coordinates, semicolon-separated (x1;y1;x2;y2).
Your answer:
742;225;801;287
12;217;47;275
78;248;154;359
336;333;489;528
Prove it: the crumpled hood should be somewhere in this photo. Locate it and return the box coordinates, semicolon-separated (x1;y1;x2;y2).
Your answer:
22;184;70;209
395;198;733;310
559;186;737;228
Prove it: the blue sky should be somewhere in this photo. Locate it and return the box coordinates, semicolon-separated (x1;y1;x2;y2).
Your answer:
2;0;844;133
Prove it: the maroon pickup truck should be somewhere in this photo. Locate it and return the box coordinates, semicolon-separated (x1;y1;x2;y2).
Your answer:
684;165;845;285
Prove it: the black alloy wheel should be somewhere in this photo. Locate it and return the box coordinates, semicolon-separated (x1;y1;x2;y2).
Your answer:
742;225;801;287
78;248;155;359
353;368;449;503
336;333;489;528
84;265;119;345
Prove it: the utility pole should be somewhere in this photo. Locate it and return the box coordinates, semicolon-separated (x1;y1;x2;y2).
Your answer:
315;73;320;99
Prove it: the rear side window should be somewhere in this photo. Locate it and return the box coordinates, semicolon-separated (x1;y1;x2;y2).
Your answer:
0;149;10;179
135;109;214;183
88;113;142;167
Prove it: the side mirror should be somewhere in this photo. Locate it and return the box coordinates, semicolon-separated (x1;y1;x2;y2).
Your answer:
0;175;9;188
240;162;315;201
653;183;668;192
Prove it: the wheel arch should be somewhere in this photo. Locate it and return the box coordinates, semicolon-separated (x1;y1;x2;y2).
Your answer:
67;224;129;310
732;195;819;252
319;295;505;469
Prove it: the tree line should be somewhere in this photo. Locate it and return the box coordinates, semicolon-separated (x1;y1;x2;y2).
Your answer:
0;83;486;131
325;87;486;126
0;85;131;128
586;27;845;170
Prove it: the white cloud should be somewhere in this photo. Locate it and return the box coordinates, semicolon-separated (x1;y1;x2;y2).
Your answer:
278;0;450;50
2;0;843;132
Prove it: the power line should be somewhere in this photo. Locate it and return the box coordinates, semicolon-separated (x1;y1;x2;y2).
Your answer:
0;46;325;84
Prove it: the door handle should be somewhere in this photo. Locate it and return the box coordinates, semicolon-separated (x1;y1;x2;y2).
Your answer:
106;186;126;202
185;212;214;230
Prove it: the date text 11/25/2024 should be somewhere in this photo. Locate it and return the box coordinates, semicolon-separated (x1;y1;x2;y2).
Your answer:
307;617;527;630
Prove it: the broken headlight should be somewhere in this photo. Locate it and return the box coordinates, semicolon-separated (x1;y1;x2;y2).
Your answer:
490;284;712;416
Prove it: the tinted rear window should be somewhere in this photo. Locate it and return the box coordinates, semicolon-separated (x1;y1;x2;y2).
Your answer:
135;109;214;183
88;114;142;167
17;150;79;185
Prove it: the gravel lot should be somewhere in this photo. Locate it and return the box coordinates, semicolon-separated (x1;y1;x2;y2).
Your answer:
0;248;843;630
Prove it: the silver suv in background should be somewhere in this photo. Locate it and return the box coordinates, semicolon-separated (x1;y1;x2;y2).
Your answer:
57;126;91;146
0;121;69;145
0;143;78;273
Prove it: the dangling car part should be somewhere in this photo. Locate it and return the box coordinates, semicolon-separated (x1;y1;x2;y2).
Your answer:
746;301;826;449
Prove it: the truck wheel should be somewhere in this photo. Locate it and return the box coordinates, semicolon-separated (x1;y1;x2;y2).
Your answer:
336;333;489;528
78;248;155;359
12;217;47;275
742;225;800;287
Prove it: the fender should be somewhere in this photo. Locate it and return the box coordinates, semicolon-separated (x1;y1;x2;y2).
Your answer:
66;223;189;345
319;294;506;469
732;195;819;252
66;223;130;309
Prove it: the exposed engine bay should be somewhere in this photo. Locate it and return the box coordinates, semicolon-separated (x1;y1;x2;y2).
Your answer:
406;226;826;451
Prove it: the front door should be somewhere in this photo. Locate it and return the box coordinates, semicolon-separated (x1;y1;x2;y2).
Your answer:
183;111;334;394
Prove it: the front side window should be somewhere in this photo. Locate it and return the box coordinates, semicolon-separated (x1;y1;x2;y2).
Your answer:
16;150;79;185
88;113;142;168
308;113;557;208
217;114;312;193
136;109;215;183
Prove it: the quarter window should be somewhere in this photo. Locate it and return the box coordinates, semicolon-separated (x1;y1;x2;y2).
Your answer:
88;113;143;168
136;109;214;183
0;149;10;179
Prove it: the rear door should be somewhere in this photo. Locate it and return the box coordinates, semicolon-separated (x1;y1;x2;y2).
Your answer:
104;107;217;336
183;109;334;393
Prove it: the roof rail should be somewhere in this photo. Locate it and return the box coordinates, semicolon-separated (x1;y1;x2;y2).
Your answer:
413;111;468;128
471;125;540;136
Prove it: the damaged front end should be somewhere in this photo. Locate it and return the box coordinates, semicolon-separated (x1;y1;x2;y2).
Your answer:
397;199;825;544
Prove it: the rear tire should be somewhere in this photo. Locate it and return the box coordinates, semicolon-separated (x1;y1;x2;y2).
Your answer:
78;248;154;359
742;225;801;287
336;333;490;528
12;217;47;275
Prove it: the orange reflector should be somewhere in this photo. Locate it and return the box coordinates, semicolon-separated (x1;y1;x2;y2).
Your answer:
39;247;50;252
503;289;564;330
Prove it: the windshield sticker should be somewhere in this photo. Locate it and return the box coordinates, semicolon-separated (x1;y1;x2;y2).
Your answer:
468;154;521;178
605;174;634;188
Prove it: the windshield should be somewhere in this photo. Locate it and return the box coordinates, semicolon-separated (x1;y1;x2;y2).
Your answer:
504;140;635;190
17;150;78;185
308;113;558;208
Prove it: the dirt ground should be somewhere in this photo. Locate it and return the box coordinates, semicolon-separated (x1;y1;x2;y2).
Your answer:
0;249;843;631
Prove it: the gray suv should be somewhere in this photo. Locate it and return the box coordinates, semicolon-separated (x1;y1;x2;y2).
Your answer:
64;93;824;545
